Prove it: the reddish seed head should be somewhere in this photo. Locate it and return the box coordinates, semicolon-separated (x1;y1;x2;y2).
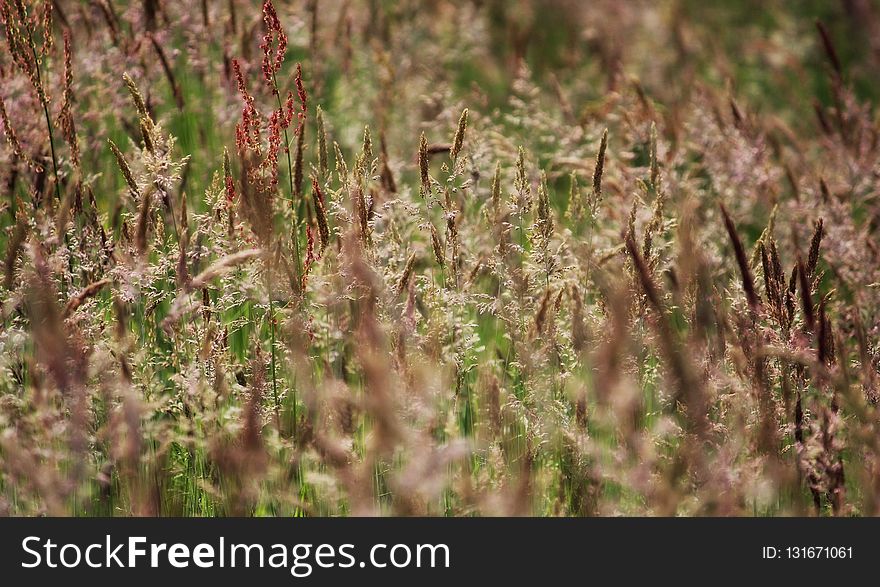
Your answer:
295;63;307;115
224;174;237;205
265;109;283;187
232;59;246;97
283;91;295;129
260;0;287;90
302;224;317;291
232;60;262;156
225;176;236;203
60;30;79;165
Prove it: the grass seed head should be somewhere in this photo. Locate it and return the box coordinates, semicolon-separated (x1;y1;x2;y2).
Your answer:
450;107;468;163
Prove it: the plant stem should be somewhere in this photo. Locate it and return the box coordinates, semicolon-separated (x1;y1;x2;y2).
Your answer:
272;73;303;285
23;9;61;205
22;5;75;298
270;72;300;438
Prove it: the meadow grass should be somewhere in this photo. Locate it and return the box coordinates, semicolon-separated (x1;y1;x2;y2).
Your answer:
1;0;879;517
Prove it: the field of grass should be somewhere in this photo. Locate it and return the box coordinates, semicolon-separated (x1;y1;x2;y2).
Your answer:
1;0;880;516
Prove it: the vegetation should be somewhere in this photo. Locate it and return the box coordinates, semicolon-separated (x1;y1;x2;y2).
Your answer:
1;0;880;516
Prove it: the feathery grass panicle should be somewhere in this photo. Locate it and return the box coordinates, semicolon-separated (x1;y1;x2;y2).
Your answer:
354;184;371;247
536;170;554;240
491;161;502;218
0;96;41;171
642;184;666;267
333;141;349;183
360;125;373;173
59;30;79;166
418;131;430;195
122;72;149;121
534;287;552;333
222;147;233;185
395;252;417;297
134;185;153;255
429;222;445;268
760;243;778;311
798;258;815;332
450;107;468;163
625;198;638;244
514;146;530;213
592;128;608;204
720;203;759;309
190;249;263;290
108;139;139;197
807;217;824;280
626;233;662;311
312;176;330;251
139;119;155;154
64;278;112;317
316;105;329;180
379;132;396;193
